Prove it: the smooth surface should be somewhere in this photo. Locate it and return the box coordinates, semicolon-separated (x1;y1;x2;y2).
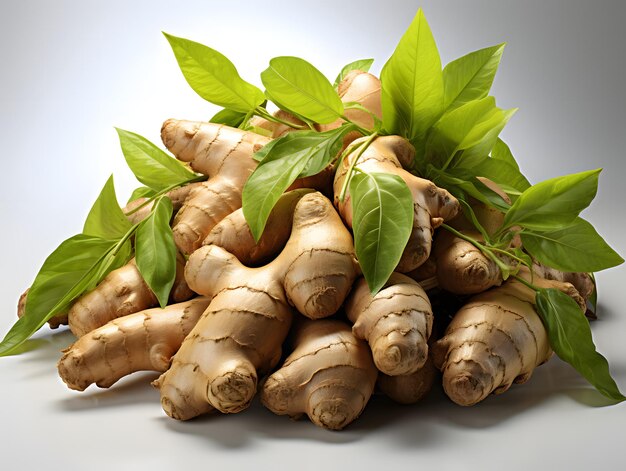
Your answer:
1;1;625;470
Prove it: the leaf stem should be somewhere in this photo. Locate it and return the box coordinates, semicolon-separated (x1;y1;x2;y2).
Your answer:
124;175;206;217
511;274;539;292
339;114;371;136
440;223;512;276
338;132;379;202
254;107;308;130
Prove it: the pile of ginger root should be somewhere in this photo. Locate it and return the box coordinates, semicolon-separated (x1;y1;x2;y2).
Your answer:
24;70;596;431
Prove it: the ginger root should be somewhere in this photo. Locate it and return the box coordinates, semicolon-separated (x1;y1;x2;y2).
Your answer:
68;254;192;338
161;120;269;255
203;189;309;267
346;273;433;376
432;270;586;406
432;178;511;295
155;192;359;419
58;297;210;391
261;318;378;430
377;354;437;405
334;135;460;272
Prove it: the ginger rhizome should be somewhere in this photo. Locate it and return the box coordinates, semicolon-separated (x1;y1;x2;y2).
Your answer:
346;273;433;376
378;354;437;405
261;319;378;430
58;297;210;391
334;135;460;272
432;180;510;295
432;268;588;406
68;254;192;338
155;192;359;419
161;120;269;255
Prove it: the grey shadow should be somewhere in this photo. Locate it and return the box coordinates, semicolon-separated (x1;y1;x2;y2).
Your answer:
57;372;160;411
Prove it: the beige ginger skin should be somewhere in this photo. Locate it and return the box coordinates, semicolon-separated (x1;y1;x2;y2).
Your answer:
377;354;437;405
68;254;193;338
261;319;378;431
161;121;270;255
334;135;460;272
346;273;433;376
155;192;359;419
58;297;210;391
433;178;512;295
203;189;310;267
432;270;586;406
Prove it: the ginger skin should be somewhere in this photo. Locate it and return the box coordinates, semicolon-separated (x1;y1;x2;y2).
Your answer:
68;254;193;338
58;297;210;391
346;273;433;376
203;189;309;267
155;192;359;419
432;271;585;406
377;354;437;405
161;120;270;255
334;135;460;272
261;319;378;431
433;178;511;295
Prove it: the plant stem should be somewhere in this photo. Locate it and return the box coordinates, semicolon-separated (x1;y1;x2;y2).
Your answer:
124;175;206;217
440;223;512;276
339;114;370;136
254;107;308;130
511;274;539;292
338;132;379;202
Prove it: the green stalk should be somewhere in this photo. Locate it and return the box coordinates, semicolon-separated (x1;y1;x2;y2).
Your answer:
338;132;379;202
124;175;206;217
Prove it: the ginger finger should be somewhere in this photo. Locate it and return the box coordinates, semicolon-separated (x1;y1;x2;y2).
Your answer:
346;273;433;376
261;319;378;430
58;297;210;391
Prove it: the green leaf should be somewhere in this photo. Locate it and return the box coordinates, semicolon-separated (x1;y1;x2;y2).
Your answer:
333;58;374;88
349;172;414;293
502;169;601;232
443;43;505;111
436;168;510;212
535;288;625;402
83;175;132;239
128;186;157;203
491;137;520;171
163;32;265;113
468;156;531;196
243;126;351;240
261;56;344;124
135;197;177;308
425;97;516;170
0;235;132;356
116;128;197;191
522;218;624;272
209;108;248;128
380;8;443;154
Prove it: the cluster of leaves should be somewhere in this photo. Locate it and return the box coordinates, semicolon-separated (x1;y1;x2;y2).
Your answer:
0;131;204;356
0;8;622;403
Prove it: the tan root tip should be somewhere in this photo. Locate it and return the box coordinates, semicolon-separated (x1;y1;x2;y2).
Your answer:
57;352;89;392
307;386;363;431
160;119;177;149
159;382;198;421
207;368;257;414
260;376;291;414
161;396;186;421
443;372;490;406
371;334;428;376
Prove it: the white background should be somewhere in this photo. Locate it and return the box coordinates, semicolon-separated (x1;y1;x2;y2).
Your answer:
1;1;625;470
